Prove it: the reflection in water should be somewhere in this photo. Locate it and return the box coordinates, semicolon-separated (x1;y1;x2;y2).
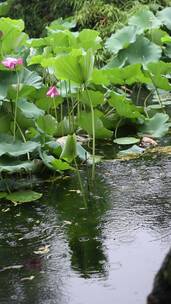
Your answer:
0;155;170;304
50;175;109;279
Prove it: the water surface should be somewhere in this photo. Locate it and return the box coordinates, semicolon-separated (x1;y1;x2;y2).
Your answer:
0;155;171;304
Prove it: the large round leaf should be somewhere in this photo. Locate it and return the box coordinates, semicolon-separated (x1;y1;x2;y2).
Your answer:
0;160;36;173
6;190;42;204
157;7;171;30
0;17;27;54
109;92;143;119
139;113;170;138
128;9;161;33
0;141;40;157
105;25;137;54
36;114;58;136
119;36;162;66
17;99;44;119
78;29;101;51
114;137;140;145
79;90;104;107
78;111;113;139
44;50;94;84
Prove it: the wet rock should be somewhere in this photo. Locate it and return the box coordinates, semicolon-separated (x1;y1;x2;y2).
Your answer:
140;137;158;148
147;248;171;304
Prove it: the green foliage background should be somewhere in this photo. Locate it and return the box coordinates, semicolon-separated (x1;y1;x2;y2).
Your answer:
7;0;171;37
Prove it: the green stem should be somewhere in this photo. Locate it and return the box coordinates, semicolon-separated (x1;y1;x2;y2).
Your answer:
86;88;96;181
13;70;20;141
136;84;141;105
114;118;122;139
15;121;30;160
144;91;153;119
148;72;165;113
65;81;72;130
69;80;75;128
53;97;58;122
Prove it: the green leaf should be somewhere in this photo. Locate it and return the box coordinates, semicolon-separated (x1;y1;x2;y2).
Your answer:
51;159;74;171
0;69;42;100
157;7;171;30
128;9;161;33
78;29;101;51
27;38;47;48
105;25;137;54
60;134;77;162
118;145;145;156
36;115;58;136
33;87;63;111
118;36;162;66
139;113;170;138
0;141;40;157
105;55;126;68
0;159;37;173
79;90;104;107
17;99;44;119
78;111;113;139
161;35;171;43
47;17;76;32
120;64;150;85
78;49;94;84
0;113;11;133
45;30;77;54
17;69;42;90
147;61;171;91
0;17;27;54
38;150;55;170
148;29;167;46
55;117;76;137
0;81;8;100
91;64;150;86
114;137;140;145
45;50;94;84
76;143;90;161
109;92;143;119
91;68;113;86
6;191;42;204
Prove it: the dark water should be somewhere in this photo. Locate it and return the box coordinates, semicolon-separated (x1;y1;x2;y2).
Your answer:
0;155;171;304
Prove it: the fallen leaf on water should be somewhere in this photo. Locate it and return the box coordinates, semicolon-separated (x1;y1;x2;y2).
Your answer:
21;275;35;281
34;245;50;255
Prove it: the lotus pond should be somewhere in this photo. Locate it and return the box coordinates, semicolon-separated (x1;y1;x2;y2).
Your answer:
0;5;171;304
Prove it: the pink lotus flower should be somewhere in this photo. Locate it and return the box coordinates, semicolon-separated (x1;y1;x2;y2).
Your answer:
2;57;23;69
46;86;60;98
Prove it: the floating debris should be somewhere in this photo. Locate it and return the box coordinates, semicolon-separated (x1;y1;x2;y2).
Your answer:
21;275;35;281
34;245;50;255
0;265;23;272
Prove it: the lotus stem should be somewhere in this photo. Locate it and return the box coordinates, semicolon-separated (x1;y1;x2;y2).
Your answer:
52;97;58;122
148;72;165;113
13;70;20;141
114;118;122;139
85;88;96;181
